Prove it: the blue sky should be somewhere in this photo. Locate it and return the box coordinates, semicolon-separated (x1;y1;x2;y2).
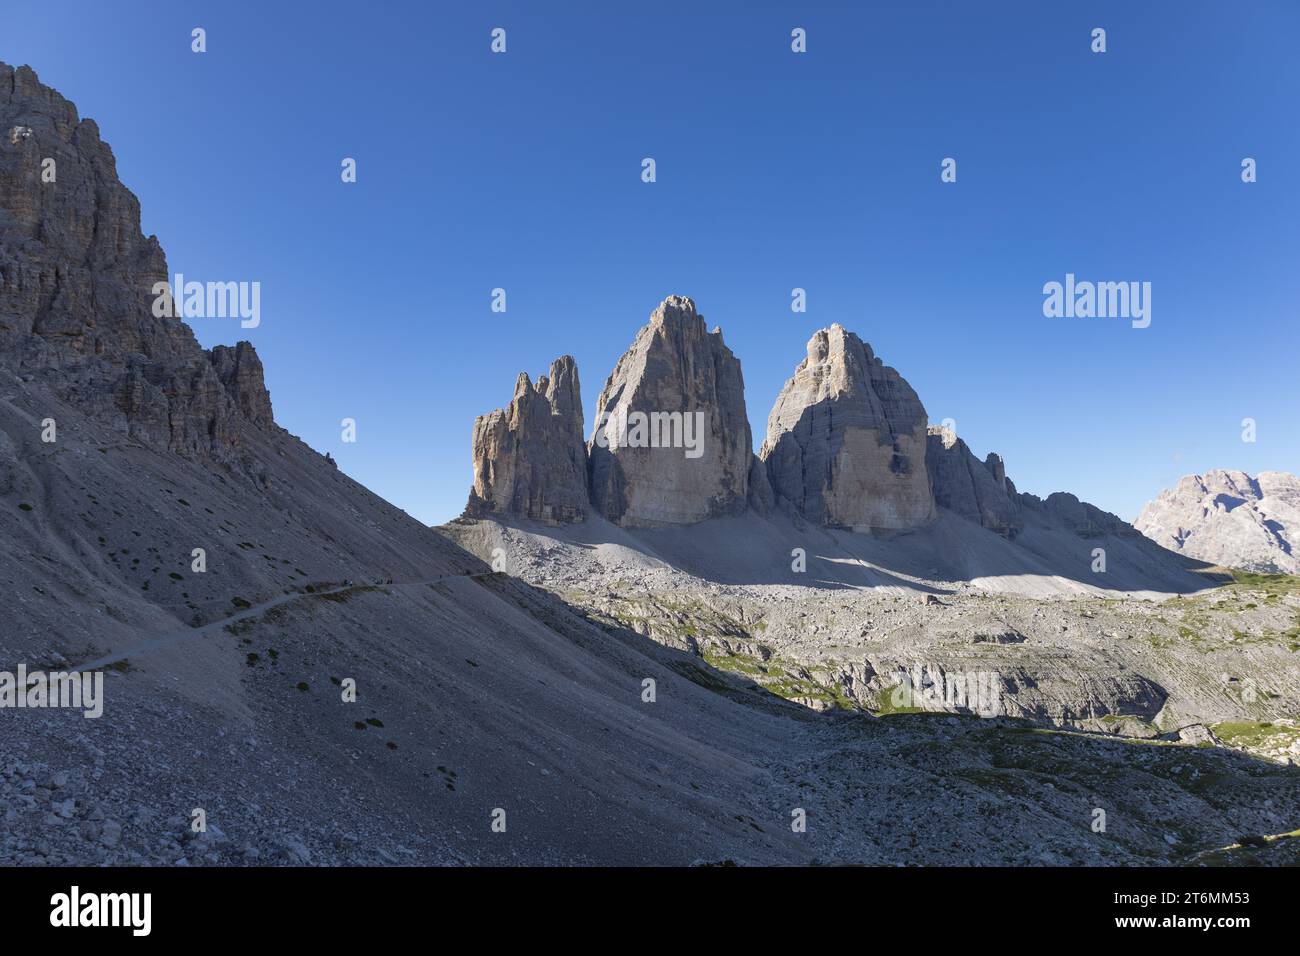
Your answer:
4;1;1297;524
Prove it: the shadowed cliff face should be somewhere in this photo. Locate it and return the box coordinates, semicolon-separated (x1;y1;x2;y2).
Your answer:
926;426;1023;539
0;61;272;466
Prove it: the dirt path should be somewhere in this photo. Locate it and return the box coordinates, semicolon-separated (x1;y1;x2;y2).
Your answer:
71;574;492;673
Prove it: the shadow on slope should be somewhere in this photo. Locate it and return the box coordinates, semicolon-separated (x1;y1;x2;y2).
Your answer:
1;384;1293;865
449;506;1225;597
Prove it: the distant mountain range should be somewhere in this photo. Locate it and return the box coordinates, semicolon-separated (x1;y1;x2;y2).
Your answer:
1137;470;1299;574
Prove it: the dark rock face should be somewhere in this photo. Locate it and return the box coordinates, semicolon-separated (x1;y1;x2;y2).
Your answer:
467;355;589;524
925;427;1022;538
210;342;273;426
760;324;934;531
1020;491;1135;539
746;454;773;516
0;62;273;462
587;296;753;526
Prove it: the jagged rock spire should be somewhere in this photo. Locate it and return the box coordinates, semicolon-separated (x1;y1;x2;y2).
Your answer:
925;426;1022;538
467;355;589;523
587;295;755;526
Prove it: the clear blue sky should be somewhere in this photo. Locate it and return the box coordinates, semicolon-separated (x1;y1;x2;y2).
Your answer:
4;1;1297;524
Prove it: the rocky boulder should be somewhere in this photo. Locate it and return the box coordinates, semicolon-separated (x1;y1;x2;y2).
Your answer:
588;296;753;526
1136;470;1300;573
467;355;589;524
760;324;934;531
925;426;1022;538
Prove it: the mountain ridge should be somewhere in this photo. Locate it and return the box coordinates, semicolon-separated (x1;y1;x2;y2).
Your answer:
464;294;1162;569
1137;469;1300;574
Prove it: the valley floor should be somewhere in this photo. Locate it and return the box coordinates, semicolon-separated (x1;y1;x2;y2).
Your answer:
3;373;1297;866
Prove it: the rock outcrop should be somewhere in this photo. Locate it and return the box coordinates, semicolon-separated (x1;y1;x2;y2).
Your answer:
760;325;934;531
588;296;753;526
1136;470;1300;573
467;356;589;524
0;62;272;463
1017;491;1134;539
925;426;1022;538
461;304;1169;548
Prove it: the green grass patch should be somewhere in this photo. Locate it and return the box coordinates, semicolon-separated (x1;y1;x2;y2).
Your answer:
1230;570;1300;594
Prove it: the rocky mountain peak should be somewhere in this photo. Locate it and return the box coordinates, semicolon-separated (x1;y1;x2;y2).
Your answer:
1136;469;1299;573
467;355;589;524
0;61;274;464
648;294;699;326
925;426;1022;538
587;296;754;526
760;324;934;531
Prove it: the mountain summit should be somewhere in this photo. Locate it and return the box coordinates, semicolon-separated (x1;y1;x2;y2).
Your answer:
761;324;934;531
0;62;273;466
1136;470;1300;574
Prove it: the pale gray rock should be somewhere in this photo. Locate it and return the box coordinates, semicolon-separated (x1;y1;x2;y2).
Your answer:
761;324;934;531
925;426;1022;538
588;296;753;526
466;355;589;524
1136;470;1300;573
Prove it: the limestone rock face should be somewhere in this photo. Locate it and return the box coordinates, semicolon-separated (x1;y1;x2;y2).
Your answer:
925;426;1022;538
0;62;272;462
588;296;752;526
760;325;934;531
1135;470;1300;573
467;356;589;524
